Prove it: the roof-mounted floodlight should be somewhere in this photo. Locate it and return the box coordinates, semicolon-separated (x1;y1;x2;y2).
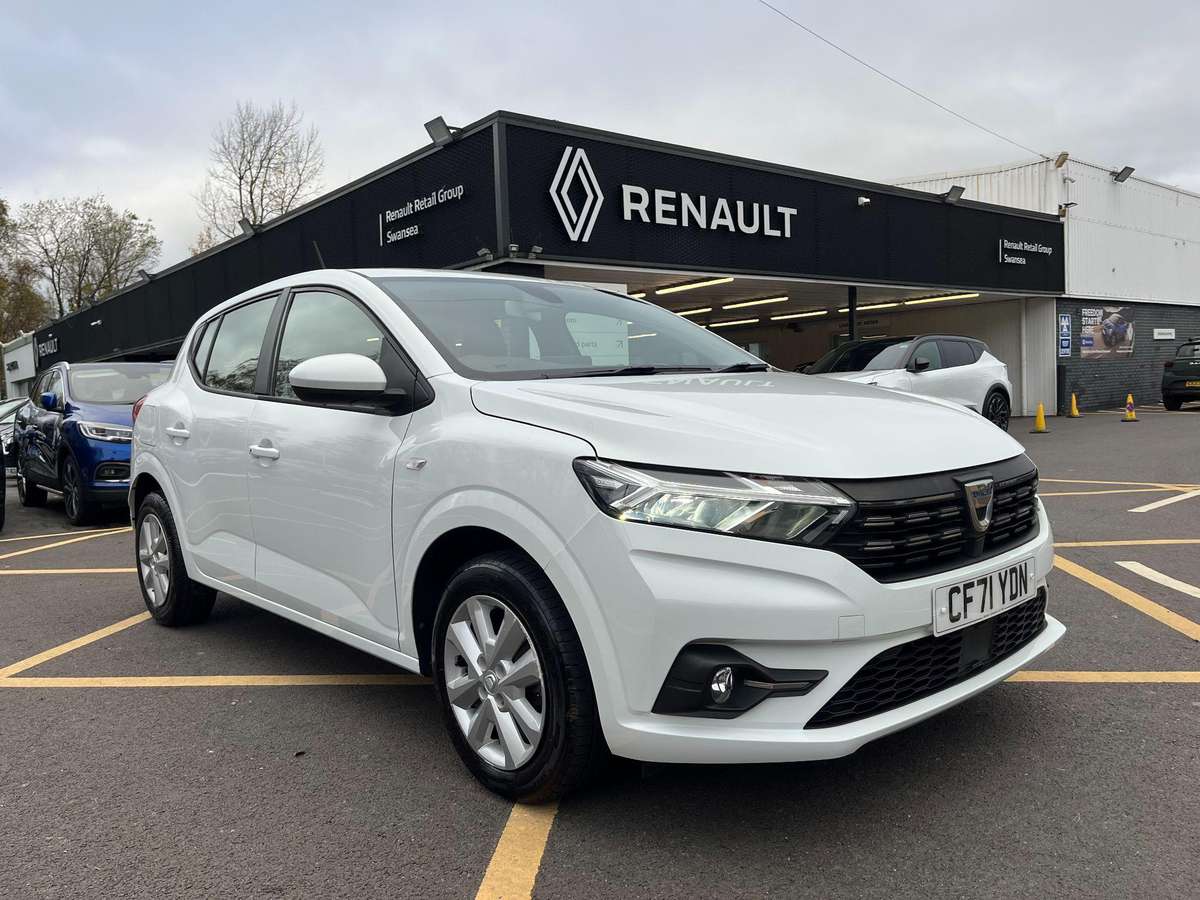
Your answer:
238;217;257;235
424;116;458;147
942;185;966;204
1054;151;1069;168
137;269;152;282
1111;166;1135;183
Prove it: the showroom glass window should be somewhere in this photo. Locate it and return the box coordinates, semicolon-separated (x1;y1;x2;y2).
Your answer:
272;290;413;403
203;296;277;393
371;276;759;380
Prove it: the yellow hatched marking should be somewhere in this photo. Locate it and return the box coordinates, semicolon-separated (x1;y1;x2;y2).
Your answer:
475;803;559;900
1008;671;1200;683
0;568;136;575
1053;555;1200;641
0;527;130;563
0;673;431;688
0;611;150;678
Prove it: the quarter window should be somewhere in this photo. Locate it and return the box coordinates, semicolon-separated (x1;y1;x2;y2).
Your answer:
204;296;277;394
191;319;218;378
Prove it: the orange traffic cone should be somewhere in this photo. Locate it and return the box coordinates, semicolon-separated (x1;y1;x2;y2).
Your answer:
1121;393;1138;423
1030;402;1049;434
1068;393;1082;418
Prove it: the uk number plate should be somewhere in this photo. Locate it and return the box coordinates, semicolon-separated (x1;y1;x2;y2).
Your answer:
933;557;1036;635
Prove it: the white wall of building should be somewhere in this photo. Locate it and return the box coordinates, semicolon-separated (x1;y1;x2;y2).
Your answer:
894;157;1200;306
2;332;37;400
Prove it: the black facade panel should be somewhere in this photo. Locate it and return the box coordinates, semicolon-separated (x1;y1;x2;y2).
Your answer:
503;122;1065;294
32;127;496;368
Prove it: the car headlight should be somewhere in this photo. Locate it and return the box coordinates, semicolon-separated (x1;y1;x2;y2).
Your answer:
78;421;133;443
573;458;856;545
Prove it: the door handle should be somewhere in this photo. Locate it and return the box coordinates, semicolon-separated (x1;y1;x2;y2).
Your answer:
248;444;280;460
164;425;190;439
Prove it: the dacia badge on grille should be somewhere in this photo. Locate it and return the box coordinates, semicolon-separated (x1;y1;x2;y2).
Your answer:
962;478;995;534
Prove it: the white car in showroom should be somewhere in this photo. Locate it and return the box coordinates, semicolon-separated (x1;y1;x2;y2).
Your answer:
808;335;1014;431
130;270;1061;800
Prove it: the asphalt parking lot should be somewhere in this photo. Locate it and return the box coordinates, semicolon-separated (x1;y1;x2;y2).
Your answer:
2;404;1198;899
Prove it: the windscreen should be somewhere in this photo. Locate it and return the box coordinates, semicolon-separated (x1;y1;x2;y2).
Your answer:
809;338;909;373
371;277;761;380
67;364;171;404
1176;343;1200;359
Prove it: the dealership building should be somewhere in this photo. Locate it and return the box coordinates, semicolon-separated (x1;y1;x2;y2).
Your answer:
897;156;1200;410
33;111;1071;414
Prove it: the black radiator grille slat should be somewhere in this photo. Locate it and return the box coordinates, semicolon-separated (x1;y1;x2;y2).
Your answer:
827;462;1040;583
805;591;1048;729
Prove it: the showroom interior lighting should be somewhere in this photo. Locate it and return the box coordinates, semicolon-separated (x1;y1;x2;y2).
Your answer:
629;332;657;340
722;295;788;310
708;318;759;328
902;292;981;306
836;301;899;313
676;306;713;316
771;309;829;321
655;276;734;295
629;292;646;299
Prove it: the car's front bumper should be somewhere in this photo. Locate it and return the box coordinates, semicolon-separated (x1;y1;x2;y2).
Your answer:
557;499;1060;764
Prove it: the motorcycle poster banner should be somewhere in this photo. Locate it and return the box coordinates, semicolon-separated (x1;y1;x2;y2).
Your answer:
1080;306;1135;358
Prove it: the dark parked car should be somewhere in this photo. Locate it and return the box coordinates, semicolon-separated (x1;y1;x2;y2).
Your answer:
1162;340;1200;411
1;396;26;475
14;362;172;524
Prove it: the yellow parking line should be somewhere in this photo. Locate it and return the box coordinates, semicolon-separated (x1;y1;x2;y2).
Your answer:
1008;671;1200;683
0;568;136;575
1040;488;1176;497
1040;478;1200;490
1053;539;1200;548
475;803;559;900
0;527;130;563
0;673;431;687
1053;555;1200;641
0;611;150;678
0;526;131;545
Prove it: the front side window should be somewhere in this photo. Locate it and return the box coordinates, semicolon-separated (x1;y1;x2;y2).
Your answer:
43;371;63;406
67;365;170;404
204;296;277;394
370;277;760;380
273;291;387;398
909;341;943;371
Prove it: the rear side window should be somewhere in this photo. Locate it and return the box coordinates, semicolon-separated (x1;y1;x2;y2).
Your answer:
204;296;277;394
1177;343;1200;359
938;340;975;368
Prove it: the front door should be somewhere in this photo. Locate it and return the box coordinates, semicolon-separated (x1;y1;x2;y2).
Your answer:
246;288;415;647
27;369;64;485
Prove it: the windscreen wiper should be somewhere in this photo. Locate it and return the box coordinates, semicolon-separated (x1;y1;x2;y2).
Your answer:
571;365;711;378
713;362;772;373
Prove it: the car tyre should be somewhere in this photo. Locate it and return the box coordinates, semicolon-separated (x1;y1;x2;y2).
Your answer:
135;492;216;626
61;454;97;526
16;458;47;507
1163;397;1183;411
982;388;1011;431
432;551;606;802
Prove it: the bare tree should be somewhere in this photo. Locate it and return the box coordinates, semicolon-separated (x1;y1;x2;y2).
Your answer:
195;100;325;240
0;197;51;341
12;195;161;318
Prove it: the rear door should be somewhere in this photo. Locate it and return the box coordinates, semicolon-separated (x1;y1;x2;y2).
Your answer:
245;287;418;647
154;295;278;588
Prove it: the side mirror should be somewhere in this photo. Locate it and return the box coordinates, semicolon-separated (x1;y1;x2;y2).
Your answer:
40;391;58;411
909;357;932;373
288;353;388;404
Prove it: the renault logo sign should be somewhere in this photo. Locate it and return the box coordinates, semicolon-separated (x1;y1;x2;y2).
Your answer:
549;146;604;242
962;478;995;534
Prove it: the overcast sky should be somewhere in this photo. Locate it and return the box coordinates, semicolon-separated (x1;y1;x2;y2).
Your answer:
3;0;1197;264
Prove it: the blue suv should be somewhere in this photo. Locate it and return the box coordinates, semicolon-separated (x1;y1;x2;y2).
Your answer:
14;362;172;524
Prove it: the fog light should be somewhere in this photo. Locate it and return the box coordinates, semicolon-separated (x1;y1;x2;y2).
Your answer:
709;666;735;704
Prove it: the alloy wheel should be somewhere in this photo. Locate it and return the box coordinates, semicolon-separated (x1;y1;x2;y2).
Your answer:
442;594;545;771
138;513;171;607
986;393;1010;430
63;461;79;519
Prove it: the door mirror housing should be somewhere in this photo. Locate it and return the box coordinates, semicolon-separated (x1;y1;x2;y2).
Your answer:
288;353;388;404
39;391;59;411
909;357;932;373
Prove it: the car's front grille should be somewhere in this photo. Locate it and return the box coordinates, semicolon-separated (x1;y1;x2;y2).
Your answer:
805;589;1047;729
94;462;130;482
826;456;1040;583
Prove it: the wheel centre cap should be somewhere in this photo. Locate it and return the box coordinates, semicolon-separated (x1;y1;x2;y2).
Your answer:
482;671;498;693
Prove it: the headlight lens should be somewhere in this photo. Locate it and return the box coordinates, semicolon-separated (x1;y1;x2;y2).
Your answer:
573;458;855;545
78;421;133;443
